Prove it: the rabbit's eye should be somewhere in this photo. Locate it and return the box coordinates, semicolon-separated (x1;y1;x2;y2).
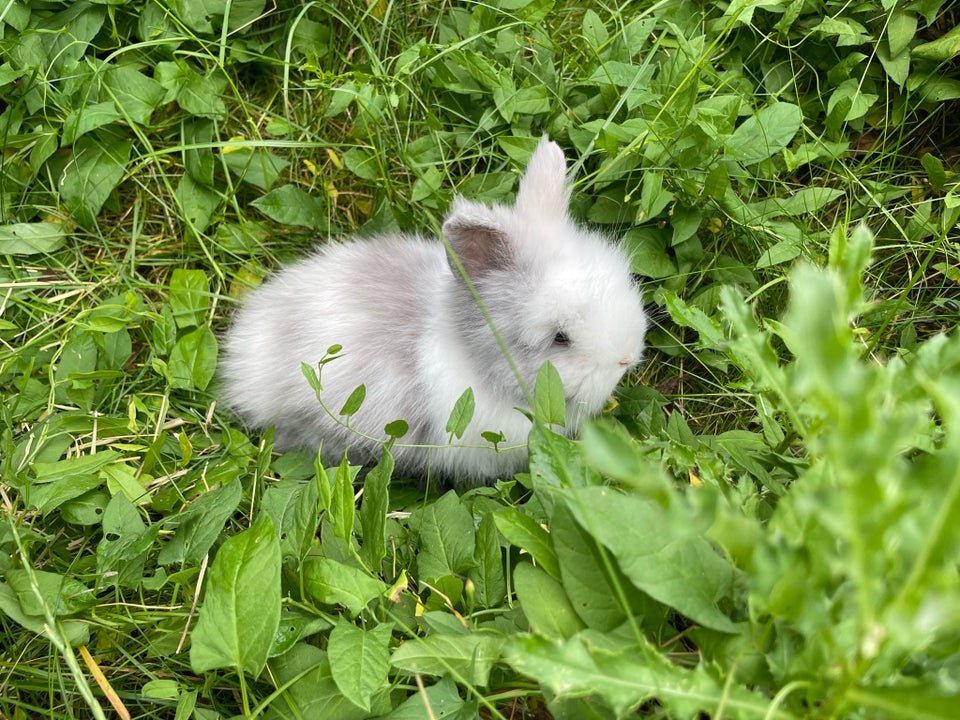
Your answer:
553;330;570;346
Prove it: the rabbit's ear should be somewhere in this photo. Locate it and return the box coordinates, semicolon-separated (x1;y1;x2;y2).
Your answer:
514;137;571;221
442;199;512;279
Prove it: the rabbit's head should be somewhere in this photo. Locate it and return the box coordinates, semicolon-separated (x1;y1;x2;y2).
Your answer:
443;138;647;427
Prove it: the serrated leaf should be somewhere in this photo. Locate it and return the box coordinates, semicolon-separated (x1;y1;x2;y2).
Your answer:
534;360;566;427
190;515;282;676
725;102;802;165
327;620;392;711
251;184;327;228
506;634;796;719
445;387;475;439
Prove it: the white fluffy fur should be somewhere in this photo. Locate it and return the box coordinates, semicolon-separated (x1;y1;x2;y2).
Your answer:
220;138;647;487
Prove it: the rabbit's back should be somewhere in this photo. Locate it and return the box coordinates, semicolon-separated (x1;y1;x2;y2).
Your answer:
221;236;448;456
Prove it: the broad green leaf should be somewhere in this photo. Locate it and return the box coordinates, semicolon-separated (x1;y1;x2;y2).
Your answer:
581;9;608;50
703;162;729;201
624;227;677;279
359;449;392;570
390;633;505;687
327;619;392;711
467;512;506;608
579;421;671;499
100;462;149;506
414;491;477;581
53;329;99;409
332;455;356;541
267;643;381;719
6;569;97;616
168;268;210;329
96;493;157;588
445;387;475;439
756;238;801;268
638;171;673;221
384;419;408;439
513;563;584;640
375;677;468;720
549;501;628;631
63;101;120;144
176;174;221;233
303;558;385;616
725;102;802;165
166;326;218;390
157;479;242;567
534;360;565;427
59;134;133;226
912;22;960;60
28;451;120;513
921;153;947;190
177;67;227;120
343;147;381;181
103;63;165;126
826;79;878;132
190;516;282;676
261;477;320;564
664;292;724;347
561;488;736;632
0;583;89;646
222;146;289;190
878;40;911;87
251;184;327;228
492;507;560;580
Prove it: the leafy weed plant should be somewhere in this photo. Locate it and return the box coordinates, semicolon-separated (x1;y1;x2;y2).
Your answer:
1;0;959;718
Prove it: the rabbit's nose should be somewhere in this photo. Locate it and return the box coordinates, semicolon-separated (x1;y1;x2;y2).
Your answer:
618;358;633;367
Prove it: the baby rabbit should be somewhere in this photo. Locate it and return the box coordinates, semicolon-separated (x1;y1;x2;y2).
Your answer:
220;138;647;487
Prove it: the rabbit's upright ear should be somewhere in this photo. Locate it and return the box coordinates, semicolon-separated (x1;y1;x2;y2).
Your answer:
514;138;571;221
442;198;512;280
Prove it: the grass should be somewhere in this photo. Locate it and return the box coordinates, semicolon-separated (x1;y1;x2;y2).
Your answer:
2;0;960;718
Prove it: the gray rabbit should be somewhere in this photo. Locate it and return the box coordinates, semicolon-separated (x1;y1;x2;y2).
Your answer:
221;139;647;486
